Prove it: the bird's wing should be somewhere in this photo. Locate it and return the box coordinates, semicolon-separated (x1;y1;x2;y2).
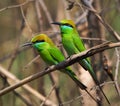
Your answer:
72;33;91;63
72;33;86;52
48;46;65;63
48;46;87;90
39;49;58;65
62;35;80;55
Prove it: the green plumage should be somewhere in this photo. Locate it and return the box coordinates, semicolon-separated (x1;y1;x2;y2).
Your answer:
31;34;87;90
24;33;98;102
52;19;110;104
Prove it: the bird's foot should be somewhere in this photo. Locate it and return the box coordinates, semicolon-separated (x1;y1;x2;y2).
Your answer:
66;55;73;60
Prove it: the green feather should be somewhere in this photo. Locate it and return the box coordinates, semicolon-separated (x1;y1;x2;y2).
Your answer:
31;34;88;90
55;19;110;104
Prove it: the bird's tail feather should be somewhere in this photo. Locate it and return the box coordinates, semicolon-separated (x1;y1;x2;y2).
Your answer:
98;83;110;105
64;68;87;89
79;60;110;104
64;68;98;103
89;69;110;105
88;67;110;104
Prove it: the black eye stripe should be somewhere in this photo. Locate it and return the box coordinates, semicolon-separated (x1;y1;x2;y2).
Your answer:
33;40;45;43
62;23;73;28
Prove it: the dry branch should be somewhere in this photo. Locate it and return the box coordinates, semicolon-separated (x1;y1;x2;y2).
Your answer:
60;81;115;105
20;6;33;35
114;48;120;96
0;42;120;97
0;65;56;106
80;0;120;41
38;0;57;31
0;0;34;13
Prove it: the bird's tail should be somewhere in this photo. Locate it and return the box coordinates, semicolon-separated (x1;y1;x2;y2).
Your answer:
89;68;110;105
64;68;98;103
89;70;110;104
97;83;110;105
64;68;87;89
79;59;110;104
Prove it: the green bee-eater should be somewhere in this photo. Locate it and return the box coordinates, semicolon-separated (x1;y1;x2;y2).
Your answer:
23;34;97;102
52;20;110;104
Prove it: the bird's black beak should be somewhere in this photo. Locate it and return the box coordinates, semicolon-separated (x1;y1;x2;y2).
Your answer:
51;22;62;26
21;42;32;47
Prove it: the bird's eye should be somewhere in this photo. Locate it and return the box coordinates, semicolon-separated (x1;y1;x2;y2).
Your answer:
39;40;45;42
63;23;73;28
33;40;45;43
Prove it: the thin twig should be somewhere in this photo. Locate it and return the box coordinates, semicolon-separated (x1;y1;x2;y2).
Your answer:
40;84;56;106
8;34;21;70
62;0;71;19
103;55;120;97
49;73;62;104
94;13;120;41
80;0;120;41
3;33;32;105
0;65;56;106
115;0;120;13
38;0;57;32
0;75;33;106
114;48;120;96
60;81;115;106
75;10;88;25
20;6;33;35
35;0;44;31
13;90;33;106
0;47;30;63
23;55;40;69
0;0;34;13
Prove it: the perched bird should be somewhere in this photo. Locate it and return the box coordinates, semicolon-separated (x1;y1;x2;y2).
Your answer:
52;20;110;104
23;34;97;102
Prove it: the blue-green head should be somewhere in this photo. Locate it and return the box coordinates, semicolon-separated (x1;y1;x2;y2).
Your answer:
52;19;76;34
22;34;54;52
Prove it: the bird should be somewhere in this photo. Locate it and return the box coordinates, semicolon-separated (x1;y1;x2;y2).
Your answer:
52;19;110;104
23;33;97;102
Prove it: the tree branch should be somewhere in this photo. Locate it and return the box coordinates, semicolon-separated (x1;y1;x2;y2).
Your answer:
0;42;120;97
80;0;120;41
114;48;120;96
0;0;34;13
0;65;56;106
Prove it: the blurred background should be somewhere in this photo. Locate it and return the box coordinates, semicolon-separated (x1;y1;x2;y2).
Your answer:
0;0;120;106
